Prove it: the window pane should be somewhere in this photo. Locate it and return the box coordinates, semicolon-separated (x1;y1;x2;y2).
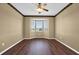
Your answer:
32;20;35;32
36;20;43;32
44;20;48;31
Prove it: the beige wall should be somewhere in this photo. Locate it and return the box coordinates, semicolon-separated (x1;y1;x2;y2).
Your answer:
23;17;55;38
55;4;79;52
23;17;30;38
0;4;23;53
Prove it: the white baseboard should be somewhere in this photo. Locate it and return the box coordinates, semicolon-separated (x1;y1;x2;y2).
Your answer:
24;38;32;39
0;39;23;55
47;38;56;39
24;38;56;39
55;39;79;54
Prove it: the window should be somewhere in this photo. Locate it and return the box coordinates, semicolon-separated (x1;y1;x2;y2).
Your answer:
31;20;48;32
36;20;43;32
31;20;35;32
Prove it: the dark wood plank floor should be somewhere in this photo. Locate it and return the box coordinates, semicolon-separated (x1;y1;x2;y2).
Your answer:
2;38;78;55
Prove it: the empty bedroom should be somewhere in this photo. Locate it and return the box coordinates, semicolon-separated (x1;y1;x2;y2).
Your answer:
0;3;79;55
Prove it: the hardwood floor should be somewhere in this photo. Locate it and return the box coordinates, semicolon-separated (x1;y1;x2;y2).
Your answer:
2;38;78;55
